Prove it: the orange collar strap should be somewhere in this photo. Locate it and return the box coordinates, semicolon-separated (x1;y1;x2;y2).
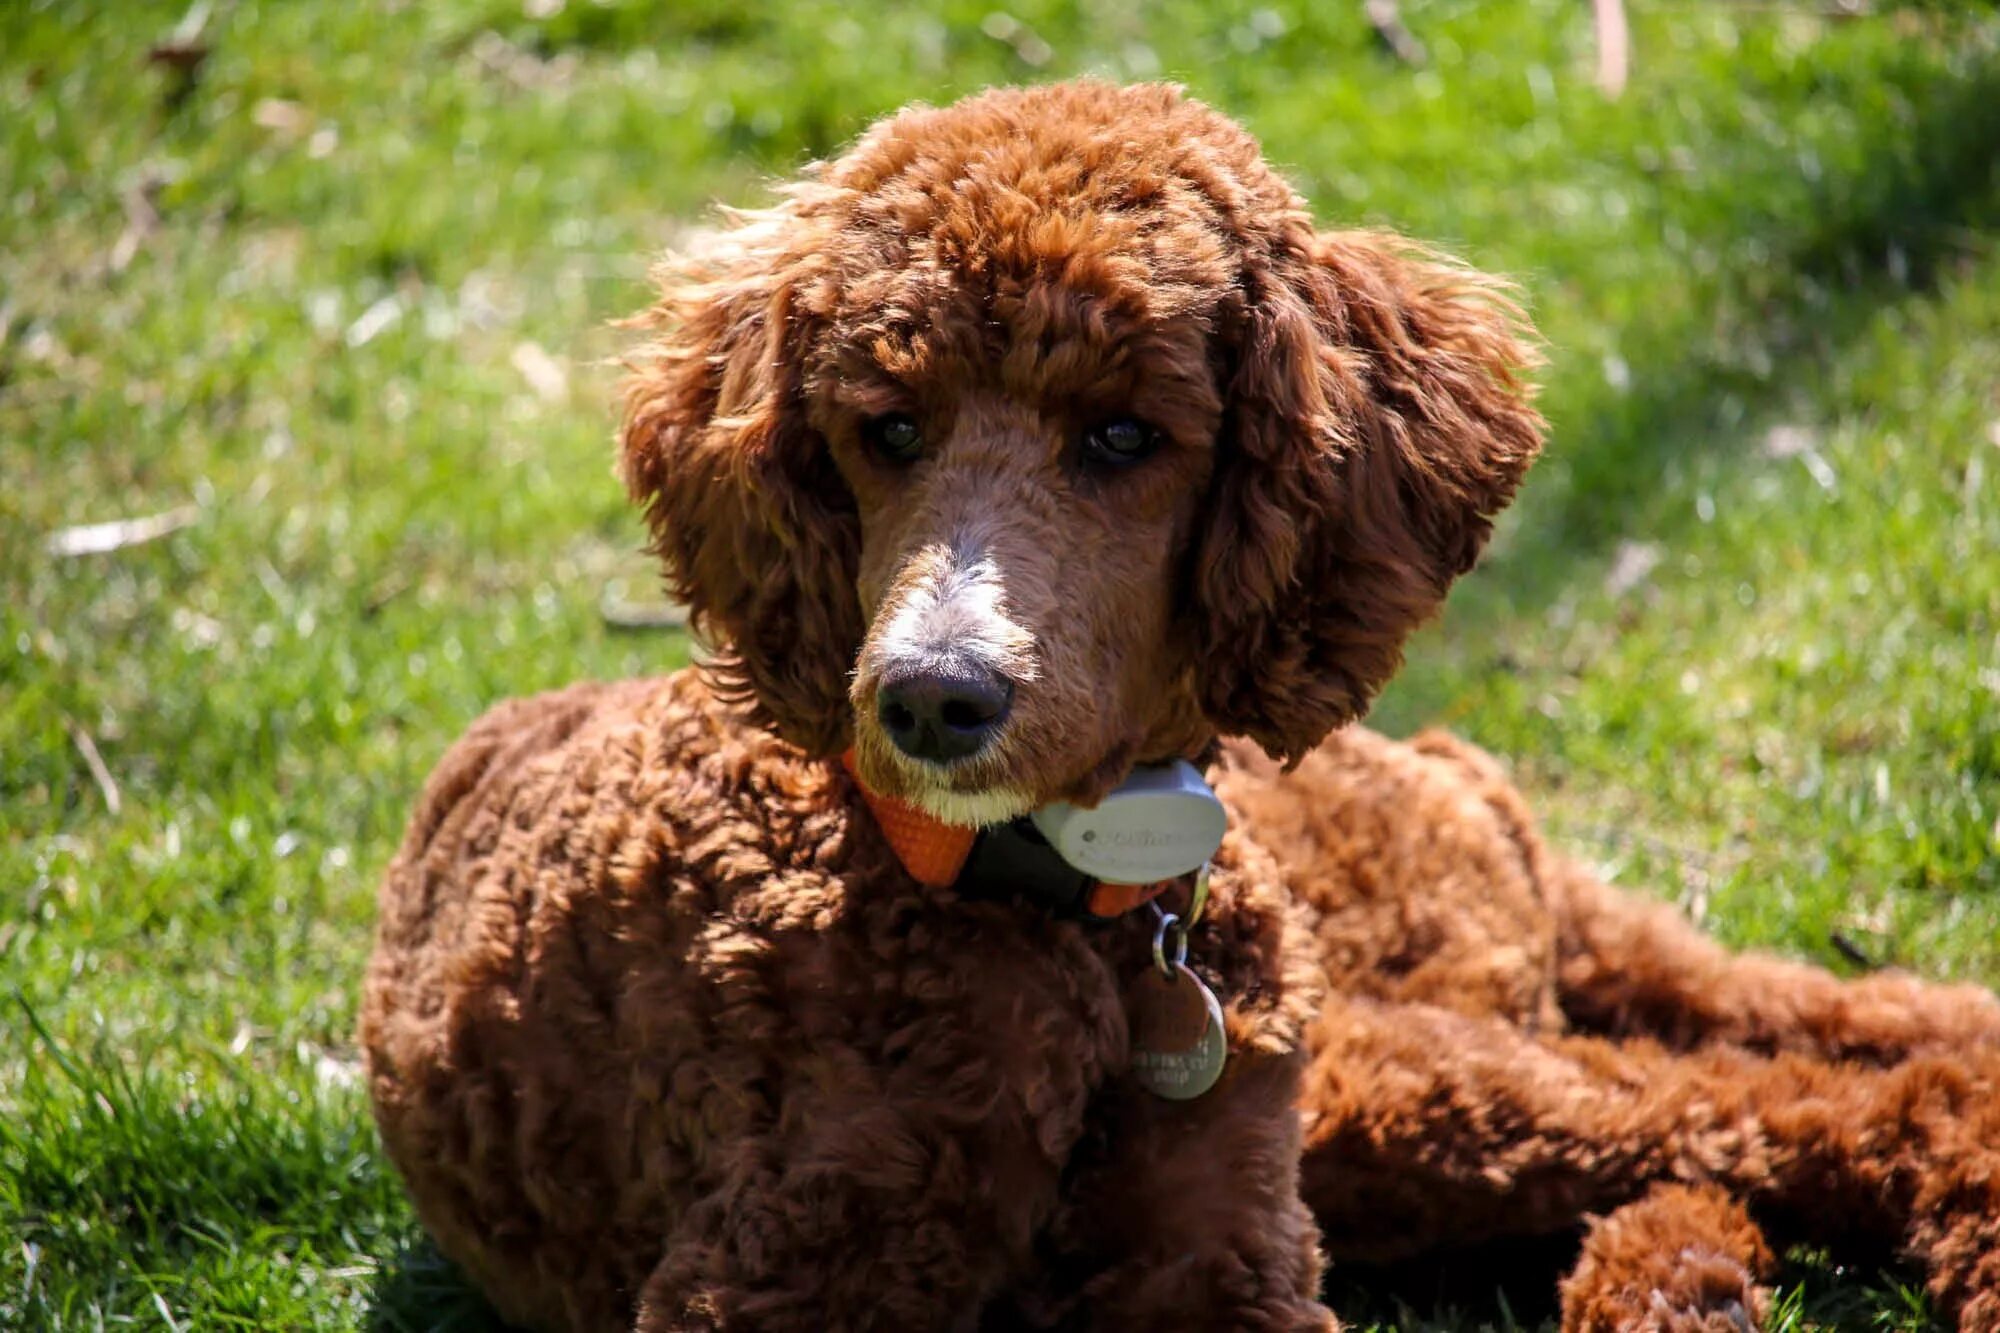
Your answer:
840;750;1173;919
840;750;978;888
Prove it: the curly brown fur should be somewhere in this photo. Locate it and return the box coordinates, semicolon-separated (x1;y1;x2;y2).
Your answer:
364;81;2000;1333
1561;1184;1771;1332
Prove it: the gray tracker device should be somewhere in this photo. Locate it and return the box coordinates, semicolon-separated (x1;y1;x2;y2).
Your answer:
1029;759;1228;883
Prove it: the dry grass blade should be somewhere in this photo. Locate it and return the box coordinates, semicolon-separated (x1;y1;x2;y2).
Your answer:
601;584;688;630
512;341;569;403
150;1291;187;1333
45;504;200;557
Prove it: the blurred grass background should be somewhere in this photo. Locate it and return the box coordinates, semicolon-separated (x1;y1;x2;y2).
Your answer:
3;1;1997;1328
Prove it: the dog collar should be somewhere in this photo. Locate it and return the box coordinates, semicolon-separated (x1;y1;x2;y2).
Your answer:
840;750;1204;921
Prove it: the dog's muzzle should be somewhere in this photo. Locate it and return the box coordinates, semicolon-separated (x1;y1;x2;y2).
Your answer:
859;545;1037;767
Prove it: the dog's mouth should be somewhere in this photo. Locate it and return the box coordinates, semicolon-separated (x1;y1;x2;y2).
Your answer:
892;778;1037;829
848;714;1036;827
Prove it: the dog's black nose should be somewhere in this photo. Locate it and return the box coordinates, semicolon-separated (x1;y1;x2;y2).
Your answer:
877;666;1013;763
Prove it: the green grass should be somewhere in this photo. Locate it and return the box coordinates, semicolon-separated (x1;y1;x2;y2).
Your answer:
4;1;1997;1327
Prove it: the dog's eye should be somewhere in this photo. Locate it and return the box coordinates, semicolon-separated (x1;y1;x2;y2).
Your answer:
863;413;924;465
1081;417;1162;468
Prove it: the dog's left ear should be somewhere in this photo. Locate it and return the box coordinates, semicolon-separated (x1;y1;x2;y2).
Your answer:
620;202;865;756
1193;228;1544;763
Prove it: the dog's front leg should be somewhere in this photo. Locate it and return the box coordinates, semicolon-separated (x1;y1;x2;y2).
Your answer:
1042;1045;1339;1333
631;1121;1056;1333
627;969;1104;1333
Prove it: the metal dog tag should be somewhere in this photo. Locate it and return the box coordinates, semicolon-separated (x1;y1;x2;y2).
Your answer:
1126;910;1226;1100
1127;963;1227;1100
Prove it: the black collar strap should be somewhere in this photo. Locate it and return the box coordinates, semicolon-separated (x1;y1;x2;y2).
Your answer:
955;817;1177;921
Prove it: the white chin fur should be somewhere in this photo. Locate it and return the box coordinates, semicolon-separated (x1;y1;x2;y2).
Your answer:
905;783;1035;828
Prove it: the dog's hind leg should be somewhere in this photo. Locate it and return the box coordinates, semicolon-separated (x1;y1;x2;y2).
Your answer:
1290;727;2000;1063
1558;1183;1772;1333
1373;729;2000;1064
1297;996;2000;1329
1548;856;2000;1063
1300;996;1732;1265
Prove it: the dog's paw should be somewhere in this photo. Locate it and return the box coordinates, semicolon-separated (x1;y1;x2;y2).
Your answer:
1637;1287;1760;1333
1562;1244;1770;1333
1562;1183;1773;1333
1925;1217;2000;1333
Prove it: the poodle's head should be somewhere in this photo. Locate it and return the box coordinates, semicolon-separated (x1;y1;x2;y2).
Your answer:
623;81;1541;824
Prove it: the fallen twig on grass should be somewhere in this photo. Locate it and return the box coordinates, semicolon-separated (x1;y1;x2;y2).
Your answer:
45;504;199;557
63;718;122;817
109;174;164;274
1828;930;1880;970
146;0;212;113
363;569;414;619
147;0;212;74
1364;0;1427;66
1592;0;1630;98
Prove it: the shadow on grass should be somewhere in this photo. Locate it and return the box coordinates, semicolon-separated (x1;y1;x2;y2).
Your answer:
368;1240;517;1333
362;1231;1579;1333
1323;1231;1575;1331
1324;1231;1942;1332
357;1228;1942;1333
1379;43;2000;730
1497;47;2000;605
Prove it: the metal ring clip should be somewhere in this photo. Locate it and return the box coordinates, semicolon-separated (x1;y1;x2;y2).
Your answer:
1151;908;1188;977
1185;861;1212;928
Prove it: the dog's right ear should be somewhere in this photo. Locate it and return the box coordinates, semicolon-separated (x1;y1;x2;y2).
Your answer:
1192;228;1544;764
620;201;864;756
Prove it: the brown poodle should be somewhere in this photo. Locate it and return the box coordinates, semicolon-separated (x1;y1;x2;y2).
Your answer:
361;82;2000;1333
